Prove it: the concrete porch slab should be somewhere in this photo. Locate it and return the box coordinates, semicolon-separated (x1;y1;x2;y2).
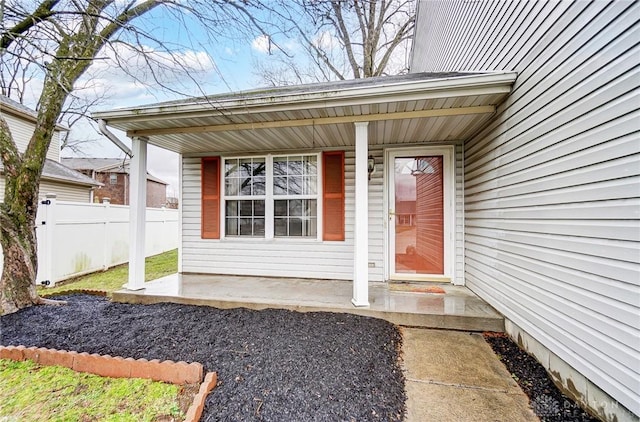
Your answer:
112;274;504;332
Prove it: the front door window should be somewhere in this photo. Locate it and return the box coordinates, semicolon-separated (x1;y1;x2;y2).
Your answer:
388;148;452;280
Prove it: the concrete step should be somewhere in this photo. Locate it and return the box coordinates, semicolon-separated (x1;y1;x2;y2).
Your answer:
112;275;504;332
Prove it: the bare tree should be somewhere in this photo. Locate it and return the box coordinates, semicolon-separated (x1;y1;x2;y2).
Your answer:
0;0;261;314
252;0;416;85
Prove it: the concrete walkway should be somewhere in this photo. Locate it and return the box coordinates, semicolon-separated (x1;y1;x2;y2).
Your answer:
402;328;539;422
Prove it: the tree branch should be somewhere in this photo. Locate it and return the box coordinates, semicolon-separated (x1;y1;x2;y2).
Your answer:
1;0;60;51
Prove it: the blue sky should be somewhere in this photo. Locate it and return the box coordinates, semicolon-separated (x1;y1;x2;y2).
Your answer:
57;3;289;194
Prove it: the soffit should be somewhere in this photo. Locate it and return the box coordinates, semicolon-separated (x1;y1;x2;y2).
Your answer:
94;73;516;154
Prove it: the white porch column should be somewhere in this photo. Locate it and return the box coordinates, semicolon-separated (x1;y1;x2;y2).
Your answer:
124;136;148;290
352;122;369;307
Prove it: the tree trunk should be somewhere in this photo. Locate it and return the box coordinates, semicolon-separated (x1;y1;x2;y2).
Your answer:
0;206;39;314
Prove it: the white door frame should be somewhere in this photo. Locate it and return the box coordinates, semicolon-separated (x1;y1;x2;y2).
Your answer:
385;146;455;282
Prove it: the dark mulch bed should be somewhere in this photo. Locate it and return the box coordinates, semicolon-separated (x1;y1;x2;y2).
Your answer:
484;333;599;422
1;294;405;422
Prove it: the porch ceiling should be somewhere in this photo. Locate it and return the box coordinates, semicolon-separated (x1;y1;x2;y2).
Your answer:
93;72;517;155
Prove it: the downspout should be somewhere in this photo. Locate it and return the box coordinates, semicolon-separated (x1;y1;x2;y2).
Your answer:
98;119;133;157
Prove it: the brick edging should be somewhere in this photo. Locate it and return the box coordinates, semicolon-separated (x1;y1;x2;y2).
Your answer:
41;288;109;297
1;345;219;421
185;371;218;422
0;345;202;384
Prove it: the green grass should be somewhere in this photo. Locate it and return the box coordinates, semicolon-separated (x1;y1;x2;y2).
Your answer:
0;359;183;421
38;249;178;296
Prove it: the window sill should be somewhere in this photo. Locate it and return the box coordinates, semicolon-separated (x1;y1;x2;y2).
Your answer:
220;237;321;243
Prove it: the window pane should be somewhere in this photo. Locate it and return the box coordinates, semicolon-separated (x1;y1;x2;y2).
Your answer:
225;178;239;196
225;159;239;177
289;218;303;236
239;218;253;235
289;199;302;216
226;200;238;216
288;156;303;175
239;200;253;216
308;199;317;217
226;218;238;236
304;156;317;175
304;176;317;195
254;176;266;195
305;218;317;236
240;158;253;176
240;177;252;195
254;218;265;236
253;159;266;176
275;200;287;216
288;176;303;195
275;218;287;236
254;200;265;216
273;176;286;195
273;159;287;176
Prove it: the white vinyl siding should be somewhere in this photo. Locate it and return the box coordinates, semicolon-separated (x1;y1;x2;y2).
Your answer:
1;179;90;203
39;180;92;203
182;145;464;283
2;112;60;161
414;0;639;415
182;151;357;280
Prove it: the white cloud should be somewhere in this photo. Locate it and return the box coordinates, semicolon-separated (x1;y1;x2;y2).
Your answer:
251;35;271;54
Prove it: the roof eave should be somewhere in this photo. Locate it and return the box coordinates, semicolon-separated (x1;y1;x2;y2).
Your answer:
93;72;517;124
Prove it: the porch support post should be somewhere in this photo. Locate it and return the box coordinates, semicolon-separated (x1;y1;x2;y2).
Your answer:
352;121;370;307
124;136;148;290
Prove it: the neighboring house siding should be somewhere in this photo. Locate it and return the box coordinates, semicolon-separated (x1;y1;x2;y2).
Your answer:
147;180;168;208
2;112;60;161
93;173;166;207
414;0;639;415
1;179;91;203
94;173;127;204
38;180;92;203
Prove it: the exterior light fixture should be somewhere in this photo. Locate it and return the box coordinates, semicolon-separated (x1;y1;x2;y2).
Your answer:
368;155;375;180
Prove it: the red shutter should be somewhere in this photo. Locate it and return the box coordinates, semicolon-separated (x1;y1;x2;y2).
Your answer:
322;151;345;241
201;157;220;239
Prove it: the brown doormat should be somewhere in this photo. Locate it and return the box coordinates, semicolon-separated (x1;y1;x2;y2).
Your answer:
389;284;446;294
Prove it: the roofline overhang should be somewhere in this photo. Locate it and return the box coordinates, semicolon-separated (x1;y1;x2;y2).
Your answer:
92;72;518;125
40;175;103;187
0;167;102;187
1;102;69;132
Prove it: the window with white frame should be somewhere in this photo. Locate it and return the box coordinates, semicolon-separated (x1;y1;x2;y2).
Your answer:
273;155;318;237
223;154;319;238
224;157;266;237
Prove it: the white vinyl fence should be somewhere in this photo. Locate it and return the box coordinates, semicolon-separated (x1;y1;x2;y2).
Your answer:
0;194;178;286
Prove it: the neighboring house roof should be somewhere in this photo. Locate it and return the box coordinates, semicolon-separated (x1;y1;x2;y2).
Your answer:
93;71;517;155
62;157;168;185
0;94;68;131
0;159;102;187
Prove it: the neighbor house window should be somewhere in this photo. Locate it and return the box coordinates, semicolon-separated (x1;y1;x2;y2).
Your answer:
109;174;118;184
